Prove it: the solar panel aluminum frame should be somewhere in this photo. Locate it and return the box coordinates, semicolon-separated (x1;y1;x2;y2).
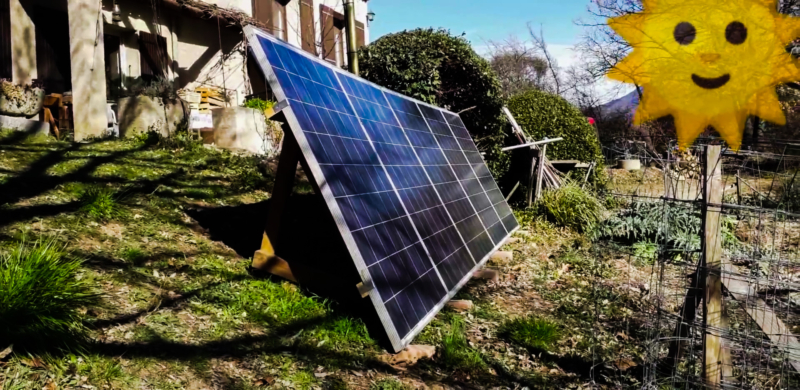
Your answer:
244;25;519;352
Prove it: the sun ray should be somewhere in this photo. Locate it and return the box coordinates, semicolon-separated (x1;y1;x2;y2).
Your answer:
608;13;647;45
608;51;649;84
673;112;708;150
748;90;786;125
710;112;747;151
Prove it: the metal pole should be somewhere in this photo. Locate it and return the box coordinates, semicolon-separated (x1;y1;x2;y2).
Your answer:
344;0;359;75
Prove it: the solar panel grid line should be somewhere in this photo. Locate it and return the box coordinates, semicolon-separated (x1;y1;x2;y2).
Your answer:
245;26;520;352
409;103;497;246
330;67;454;339
244;26;405;348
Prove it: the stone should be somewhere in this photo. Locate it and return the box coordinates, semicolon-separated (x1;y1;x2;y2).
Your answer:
473;268;500;282
118;96;185;137
490;251;513;263
0;115;49;136
211;107;278;156
447;300;474;311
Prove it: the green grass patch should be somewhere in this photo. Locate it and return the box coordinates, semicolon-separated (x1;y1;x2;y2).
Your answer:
369;378;411;390
500;316;561;352
79;185;124;220
0;238;99;352
439;316;485;373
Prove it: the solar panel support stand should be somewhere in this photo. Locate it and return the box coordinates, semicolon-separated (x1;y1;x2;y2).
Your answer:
252;120;314;284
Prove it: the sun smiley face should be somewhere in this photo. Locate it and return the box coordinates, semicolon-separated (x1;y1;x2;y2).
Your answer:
607;0;800;150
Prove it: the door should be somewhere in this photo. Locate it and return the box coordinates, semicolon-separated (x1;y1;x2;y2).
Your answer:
35;7;71;92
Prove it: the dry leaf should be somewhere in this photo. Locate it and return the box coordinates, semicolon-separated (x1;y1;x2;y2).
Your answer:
43;380;57;390
253;376;275;386
0;344;12;360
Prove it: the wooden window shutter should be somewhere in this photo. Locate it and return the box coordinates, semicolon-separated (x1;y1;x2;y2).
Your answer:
139;32;167;78
252;0;274;34
0;0;10;79
355;21;365;50
300;0;315;54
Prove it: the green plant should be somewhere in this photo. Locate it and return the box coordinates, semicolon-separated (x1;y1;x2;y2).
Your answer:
120;247;147;265
358;28;509;178
439;316;485;373
0;238;99;352
500;316;561;351
537;181;604;232
243;98;275;112
506;89;606;185
369;378;411;390
79;186;123;220
632;240;659;265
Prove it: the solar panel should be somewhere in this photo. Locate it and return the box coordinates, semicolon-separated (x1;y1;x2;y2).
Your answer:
244;26;520;352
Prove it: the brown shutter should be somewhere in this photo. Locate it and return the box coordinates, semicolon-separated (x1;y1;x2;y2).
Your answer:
139;32;167;78
0;0;10;79
320;5;344;65
300;0;316;54
355;21;365;49
252;0;274;34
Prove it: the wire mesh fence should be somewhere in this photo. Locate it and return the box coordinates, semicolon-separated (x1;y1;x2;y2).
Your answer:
602;140;800;389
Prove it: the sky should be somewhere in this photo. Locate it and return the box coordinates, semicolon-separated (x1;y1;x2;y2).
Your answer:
366;0;632;104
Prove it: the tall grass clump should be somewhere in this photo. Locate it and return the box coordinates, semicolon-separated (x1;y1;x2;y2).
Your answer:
538;181;604;232
0;239;98;352
500;316;561;352
439;316;485;373
79;185;123;220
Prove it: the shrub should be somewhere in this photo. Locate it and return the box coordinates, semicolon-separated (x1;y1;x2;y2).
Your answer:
500;316;561;351
439;316;485;373
0;239;98;352
369;378;411;390
537;181;604;232
506;89;606;184
358;28;509;178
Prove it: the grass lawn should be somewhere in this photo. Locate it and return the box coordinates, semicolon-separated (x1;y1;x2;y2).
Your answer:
0;130;652;389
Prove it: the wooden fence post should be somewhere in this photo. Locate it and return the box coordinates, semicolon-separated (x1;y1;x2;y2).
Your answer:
527;150;537;208
702;144;731;387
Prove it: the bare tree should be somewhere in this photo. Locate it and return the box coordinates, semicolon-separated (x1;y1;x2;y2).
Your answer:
527;23;562;96
486;37;549;97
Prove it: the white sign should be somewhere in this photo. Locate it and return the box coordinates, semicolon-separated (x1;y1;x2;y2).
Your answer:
189;110;213;129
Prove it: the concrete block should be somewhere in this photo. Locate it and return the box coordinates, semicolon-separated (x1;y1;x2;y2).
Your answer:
490;250;513;263
473;268;500;282
118;96;185;137
211;107;278;156
447;300;474;311
0;115;50;136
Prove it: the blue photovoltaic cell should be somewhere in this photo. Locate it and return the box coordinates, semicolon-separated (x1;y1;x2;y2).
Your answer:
247;28;519;351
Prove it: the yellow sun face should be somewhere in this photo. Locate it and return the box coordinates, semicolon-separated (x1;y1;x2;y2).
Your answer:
607;0;800;150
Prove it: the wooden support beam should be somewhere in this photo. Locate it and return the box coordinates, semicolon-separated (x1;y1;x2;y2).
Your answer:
252;125;302;282
535;144;547;202
701;145;731;387
527;153;537;208
721;264;800;372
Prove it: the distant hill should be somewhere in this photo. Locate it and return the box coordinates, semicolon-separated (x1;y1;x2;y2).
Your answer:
600;87;641;117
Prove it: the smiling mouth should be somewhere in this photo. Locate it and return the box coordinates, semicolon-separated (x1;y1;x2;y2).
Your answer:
691;74;730;89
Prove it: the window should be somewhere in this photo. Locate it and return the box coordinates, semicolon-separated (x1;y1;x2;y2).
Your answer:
320;5;345;66
139;31;168;79
253;0;288;41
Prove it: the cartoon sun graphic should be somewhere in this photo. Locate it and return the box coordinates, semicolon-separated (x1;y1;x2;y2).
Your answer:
607;0;800;150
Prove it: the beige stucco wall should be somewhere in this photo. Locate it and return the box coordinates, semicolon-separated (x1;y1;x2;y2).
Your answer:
68;0;108;140
9;0;37;84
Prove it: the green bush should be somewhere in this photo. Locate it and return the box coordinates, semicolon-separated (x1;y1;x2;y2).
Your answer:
358;28;509;178
506;89;606;184
0;239;99;352
243;97;275;112
537;181;604;232
500;316;561;352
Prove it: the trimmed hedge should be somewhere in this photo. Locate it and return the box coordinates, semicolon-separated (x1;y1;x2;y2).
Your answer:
357;28;509;177
506;90;605;186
